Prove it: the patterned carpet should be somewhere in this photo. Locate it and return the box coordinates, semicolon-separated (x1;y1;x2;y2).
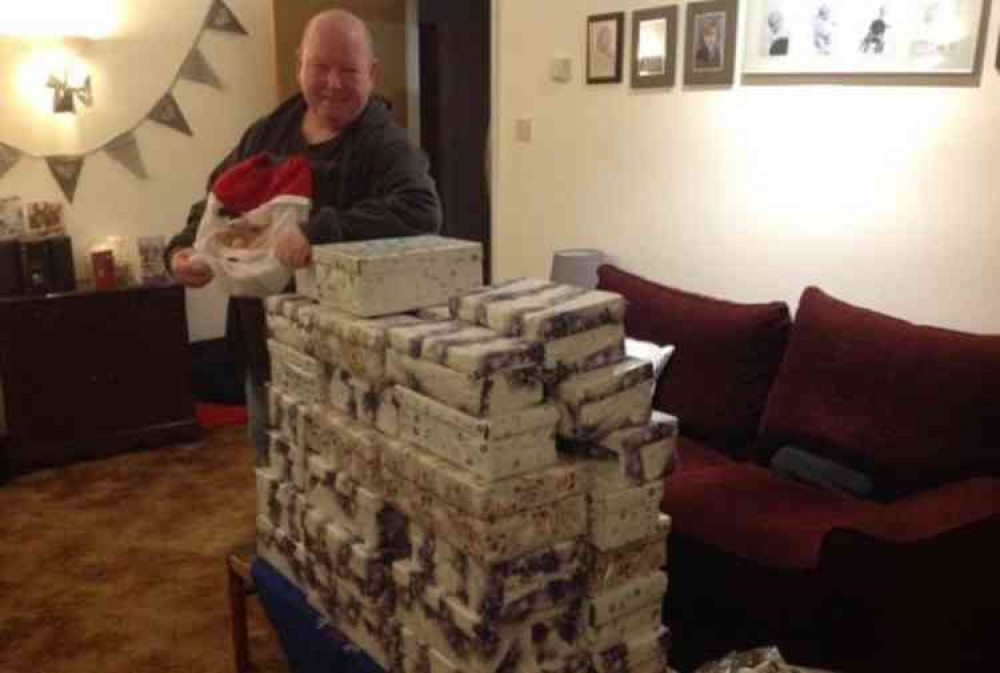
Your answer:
0;425;289;673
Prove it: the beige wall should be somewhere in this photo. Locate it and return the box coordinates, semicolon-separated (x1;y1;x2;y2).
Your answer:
0;0;276;341
492;0;1000;334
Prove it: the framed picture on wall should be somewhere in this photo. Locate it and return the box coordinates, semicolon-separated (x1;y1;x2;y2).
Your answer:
683;0;740;85
743;0;990;75
587;12;625;83
631;6;679;88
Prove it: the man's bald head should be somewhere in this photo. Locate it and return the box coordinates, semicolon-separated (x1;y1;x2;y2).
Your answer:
297;9;378;134
301;9;375;63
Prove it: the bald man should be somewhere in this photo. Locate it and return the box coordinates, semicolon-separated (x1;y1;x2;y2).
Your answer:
166;10;442;463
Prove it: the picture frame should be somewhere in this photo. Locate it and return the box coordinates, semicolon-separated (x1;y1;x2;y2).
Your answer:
684;0;740;85
631;6;680;88
743;1;990;75
0;196;25;241
587;12;626;83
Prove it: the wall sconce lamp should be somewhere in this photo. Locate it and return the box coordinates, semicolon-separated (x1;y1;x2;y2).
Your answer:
46;64;93;114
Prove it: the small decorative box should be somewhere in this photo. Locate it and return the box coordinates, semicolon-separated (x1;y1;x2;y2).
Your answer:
312;235;483;317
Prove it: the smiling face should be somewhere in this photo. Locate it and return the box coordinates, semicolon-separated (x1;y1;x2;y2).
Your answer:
297;12;377;133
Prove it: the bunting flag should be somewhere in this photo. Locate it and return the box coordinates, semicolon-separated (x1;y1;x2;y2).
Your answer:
206;0;249;35
0;0;248;200
46;156;85;203
149;93;193;136
104;132;148;180
0;143;21;180
180;47;224;89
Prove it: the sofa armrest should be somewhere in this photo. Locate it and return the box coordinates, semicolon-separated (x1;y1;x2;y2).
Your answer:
844;476;1000;543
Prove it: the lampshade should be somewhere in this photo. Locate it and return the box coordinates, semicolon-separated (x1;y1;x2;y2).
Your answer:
550;248;605;289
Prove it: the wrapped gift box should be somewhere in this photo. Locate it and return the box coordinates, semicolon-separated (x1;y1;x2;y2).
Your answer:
396;386;559;482
592;417;679;487
268;339;327;405
451;279;625;341
380;436;582;522
555;359;653;440
587;571;668;628
312;235;483;317
588;515;671;595
313;306;422;382
588;482;665;551
386;349;543;418
382;475;587;565
387;319;544;380
542;324;626;382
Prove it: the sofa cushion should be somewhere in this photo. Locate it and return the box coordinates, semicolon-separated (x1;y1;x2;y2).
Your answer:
597;264;791;458
757;286;1000;497
661;462;1000;569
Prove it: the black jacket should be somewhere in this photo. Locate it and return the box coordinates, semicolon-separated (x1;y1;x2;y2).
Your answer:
167;95;442;384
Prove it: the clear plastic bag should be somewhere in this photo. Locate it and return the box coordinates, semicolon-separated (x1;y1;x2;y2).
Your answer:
192;193;305;297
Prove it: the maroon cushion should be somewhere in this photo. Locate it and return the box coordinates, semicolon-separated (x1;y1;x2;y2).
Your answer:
662;462;1000;569
597;264;791;458
757;287;1000;497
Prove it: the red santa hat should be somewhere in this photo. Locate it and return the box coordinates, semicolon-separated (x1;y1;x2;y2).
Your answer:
212;153;312;213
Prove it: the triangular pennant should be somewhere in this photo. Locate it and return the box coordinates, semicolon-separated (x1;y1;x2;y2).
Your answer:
0;143;22;181
205;0;248;35
46;156;85;203
149;92;193;136
104;131;149;179
180;47;223;89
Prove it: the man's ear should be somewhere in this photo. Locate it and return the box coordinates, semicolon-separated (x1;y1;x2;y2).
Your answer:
369;58;380;85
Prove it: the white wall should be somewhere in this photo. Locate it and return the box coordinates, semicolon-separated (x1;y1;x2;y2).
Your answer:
492;0;1000;334
0;0;276;341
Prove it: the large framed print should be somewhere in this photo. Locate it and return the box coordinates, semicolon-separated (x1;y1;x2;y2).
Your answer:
631;6;679;88
684;0;740;85
588;12;626;83
743;0;990;75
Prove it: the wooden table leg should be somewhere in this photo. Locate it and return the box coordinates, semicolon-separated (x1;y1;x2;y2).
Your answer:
228;559;251;673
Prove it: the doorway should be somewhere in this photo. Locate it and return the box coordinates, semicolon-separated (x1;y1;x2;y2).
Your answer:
417;0;492;281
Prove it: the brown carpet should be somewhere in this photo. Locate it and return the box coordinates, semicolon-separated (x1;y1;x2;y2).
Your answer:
0;426;290;673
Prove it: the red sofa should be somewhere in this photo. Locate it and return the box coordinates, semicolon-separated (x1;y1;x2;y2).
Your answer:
597;264;1000;672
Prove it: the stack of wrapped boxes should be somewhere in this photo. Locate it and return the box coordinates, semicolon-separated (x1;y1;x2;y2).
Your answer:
255;236;677;673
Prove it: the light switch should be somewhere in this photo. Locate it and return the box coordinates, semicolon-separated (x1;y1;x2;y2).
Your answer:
551;57;572;82
515;118;532;143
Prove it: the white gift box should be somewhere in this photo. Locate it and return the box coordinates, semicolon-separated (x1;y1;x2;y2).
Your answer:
383;475;587;565
587;571;668;628
588;481;665;551
588;515;671;595
593;417;679;487
305;458;391;553
386;349;543;418
312;305;422;381
387;319;544;380
542;323;626;382
451;279;625;341
396;386;559;482
312;235;483;317
380;436;582;522
555;359;653;440
268;339;327;405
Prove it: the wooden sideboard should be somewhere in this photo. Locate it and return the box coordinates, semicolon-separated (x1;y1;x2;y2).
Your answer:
0;284;201;478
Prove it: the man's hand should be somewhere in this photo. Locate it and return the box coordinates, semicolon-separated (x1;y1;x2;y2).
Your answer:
170;247;214;288
275;225;312;269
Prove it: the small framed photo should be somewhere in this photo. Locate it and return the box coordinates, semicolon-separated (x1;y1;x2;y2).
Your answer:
684;0;740;85
587;12;625;83
25;201;65;238
0;196;24;240
631;6;680;88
